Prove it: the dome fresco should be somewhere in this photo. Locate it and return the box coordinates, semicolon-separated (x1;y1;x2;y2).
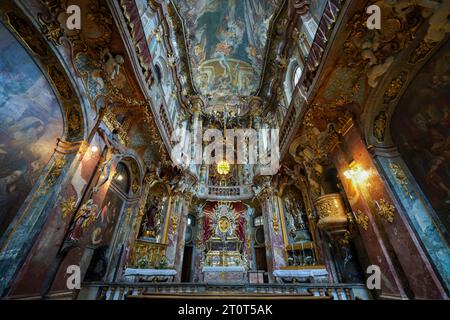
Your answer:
172;0;280;109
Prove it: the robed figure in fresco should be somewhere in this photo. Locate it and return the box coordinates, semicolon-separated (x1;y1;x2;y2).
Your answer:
68;199;98;242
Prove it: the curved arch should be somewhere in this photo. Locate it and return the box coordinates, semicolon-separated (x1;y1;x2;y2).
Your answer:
112;154;144;198
363;39;444;148
0;12;90;235
1;10;89;142
359;39;450;290
390;41;450;234
284;59;302;106
0;6;90;295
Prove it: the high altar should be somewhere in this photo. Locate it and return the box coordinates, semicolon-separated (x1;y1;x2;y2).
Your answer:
202;203;246;283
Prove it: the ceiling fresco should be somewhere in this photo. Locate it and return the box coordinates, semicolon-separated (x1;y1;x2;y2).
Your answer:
172;0;280;111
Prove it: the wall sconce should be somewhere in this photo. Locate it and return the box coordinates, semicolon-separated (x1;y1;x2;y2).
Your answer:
116;174;124;181
90;145;99;153
343;161;370;184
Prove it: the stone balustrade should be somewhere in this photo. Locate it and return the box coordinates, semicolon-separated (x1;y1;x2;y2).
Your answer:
196;184;254;200
78;282;371;300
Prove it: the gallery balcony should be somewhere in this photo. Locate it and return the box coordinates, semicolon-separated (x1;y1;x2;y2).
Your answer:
196;184;254;201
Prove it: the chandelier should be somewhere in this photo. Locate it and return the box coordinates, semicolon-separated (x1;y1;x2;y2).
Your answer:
217;160;230;175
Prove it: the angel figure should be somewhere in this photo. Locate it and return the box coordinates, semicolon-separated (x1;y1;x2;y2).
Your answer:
102;48;124;81
93;130;118;193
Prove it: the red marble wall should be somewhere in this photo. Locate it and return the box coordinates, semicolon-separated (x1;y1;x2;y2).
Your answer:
331;125;447;299
7;135;105;298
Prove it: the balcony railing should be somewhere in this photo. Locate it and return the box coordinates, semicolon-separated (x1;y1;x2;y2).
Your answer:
78;282;371;300
280;0;346;156
196;184;254;200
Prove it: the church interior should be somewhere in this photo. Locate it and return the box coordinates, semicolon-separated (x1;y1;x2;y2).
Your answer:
0;0;449;301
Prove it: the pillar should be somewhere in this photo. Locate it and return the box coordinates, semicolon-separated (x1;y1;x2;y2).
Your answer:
257;187;287;283
370;146;450;293
330;123;447;299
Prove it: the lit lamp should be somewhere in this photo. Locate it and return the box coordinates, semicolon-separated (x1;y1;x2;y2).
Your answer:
343;161;370;184
90;145;99;153
217;160;230;175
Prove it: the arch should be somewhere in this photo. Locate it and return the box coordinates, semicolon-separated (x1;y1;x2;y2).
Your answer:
364;39;450;232
390;41;450;234
284;58;303;106
155;56;172;99
0;12;88;237
85;155;143;282
112;155;144;198
1;11;88;142
359;38;450;291
0;22;65;235
0;6;89;295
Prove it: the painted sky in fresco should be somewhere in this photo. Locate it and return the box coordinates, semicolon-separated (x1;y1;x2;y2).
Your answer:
173;0;279;104
0;23;63;234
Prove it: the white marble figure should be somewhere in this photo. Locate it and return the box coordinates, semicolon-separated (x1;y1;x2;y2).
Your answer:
102;49;125;81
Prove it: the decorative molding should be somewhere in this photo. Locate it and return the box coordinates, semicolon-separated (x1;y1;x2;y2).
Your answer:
389;162;414;200
61;196;77;218
375;199;395;223
354;210;369;231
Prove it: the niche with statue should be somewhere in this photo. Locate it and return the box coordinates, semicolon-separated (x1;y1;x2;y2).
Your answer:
138;195;166;241
282;187;318;267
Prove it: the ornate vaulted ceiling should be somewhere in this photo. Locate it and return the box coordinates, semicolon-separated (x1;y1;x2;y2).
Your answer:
171;0;281;115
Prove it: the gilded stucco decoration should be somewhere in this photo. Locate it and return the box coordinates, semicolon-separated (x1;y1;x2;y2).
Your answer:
389;162;414;200
375;199;395;223
343;4;422;88
354;210;369;231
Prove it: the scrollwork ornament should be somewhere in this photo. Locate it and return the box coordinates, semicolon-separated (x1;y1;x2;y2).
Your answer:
61;196;77;218
272;211;280;235
389;162;414;200
375;199;395;223
354;210;369;231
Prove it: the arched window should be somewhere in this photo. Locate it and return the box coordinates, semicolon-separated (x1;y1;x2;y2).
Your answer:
154;64;162;83
293;66;302;89
113;162;130;194
283;59;303;109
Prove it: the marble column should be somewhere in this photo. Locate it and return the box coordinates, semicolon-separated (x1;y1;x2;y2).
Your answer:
330;124;448;299
164;192;190;282
258;188;287;283
370;146;450;293
192;205;205;282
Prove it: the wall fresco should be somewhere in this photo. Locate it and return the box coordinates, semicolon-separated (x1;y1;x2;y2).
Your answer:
0;23;63;235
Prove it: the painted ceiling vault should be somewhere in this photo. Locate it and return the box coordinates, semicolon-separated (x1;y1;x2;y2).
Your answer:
172;0;280;113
